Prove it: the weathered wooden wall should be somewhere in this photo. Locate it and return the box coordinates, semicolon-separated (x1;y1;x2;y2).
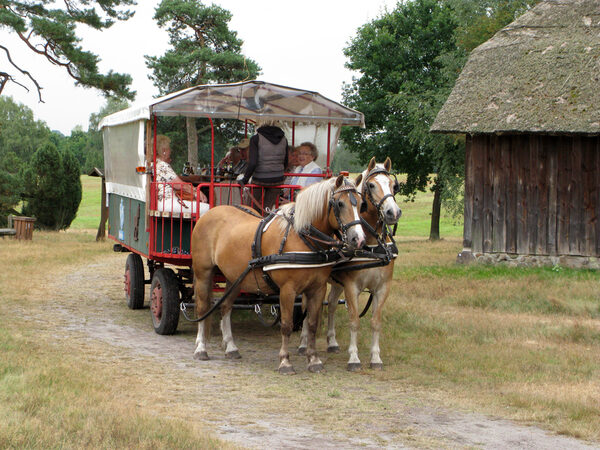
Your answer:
464;134;600;257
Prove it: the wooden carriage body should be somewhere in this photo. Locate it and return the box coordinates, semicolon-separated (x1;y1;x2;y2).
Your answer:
99;81;364;266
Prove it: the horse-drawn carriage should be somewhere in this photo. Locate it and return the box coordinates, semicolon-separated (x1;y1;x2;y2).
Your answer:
100;81;400;373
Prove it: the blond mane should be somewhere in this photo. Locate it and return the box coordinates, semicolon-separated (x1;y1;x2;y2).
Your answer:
277;177;358;233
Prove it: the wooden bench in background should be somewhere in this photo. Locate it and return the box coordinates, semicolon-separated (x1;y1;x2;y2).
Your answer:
1;215;36;240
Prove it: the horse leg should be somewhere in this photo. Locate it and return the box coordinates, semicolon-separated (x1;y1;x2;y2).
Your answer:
345;283;362;371
326;283;343;353
297;294;308;355
220;281;242;359
193;267;214;361
369;283;390;370
278;284;297;375
305;284;326;373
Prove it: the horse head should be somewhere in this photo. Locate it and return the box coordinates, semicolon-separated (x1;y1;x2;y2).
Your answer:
356;157;402;225
291;175;366;250
328;175;366;250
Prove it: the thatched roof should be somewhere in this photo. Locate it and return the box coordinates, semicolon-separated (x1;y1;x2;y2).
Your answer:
431;0;600;135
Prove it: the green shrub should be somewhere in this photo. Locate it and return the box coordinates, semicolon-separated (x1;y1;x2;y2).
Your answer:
22;142;82;230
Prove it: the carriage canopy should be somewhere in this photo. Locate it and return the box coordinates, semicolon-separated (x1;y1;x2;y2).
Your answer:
99;80;365;128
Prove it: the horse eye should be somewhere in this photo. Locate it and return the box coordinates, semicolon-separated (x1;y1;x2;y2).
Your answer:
337;200;344;208
368;182;375;189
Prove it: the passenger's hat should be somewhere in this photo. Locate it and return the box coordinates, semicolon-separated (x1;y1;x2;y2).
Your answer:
237;137;250;149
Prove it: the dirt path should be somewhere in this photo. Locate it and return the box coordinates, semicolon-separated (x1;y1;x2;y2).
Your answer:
25;255;599;449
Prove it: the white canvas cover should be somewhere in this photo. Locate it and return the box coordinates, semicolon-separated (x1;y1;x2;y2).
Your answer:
102;120;146;200
98;81;365;194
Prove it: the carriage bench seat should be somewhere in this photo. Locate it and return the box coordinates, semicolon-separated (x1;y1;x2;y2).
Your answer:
149;209;195;220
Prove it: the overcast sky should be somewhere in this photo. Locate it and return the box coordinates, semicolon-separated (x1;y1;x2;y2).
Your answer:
1;0;398;135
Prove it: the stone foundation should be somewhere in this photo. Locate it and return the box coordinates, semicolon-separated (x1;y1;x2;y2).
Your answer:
456;249;600;269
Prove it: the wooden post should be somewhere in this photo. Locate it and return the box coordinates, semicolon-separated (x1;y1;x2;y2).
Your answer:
96;176;109;241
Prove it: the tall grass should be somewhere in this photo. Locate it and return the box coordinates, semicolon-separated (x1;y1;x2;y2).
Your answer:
0;233;234;449
70;176;104;230
3;175;599;444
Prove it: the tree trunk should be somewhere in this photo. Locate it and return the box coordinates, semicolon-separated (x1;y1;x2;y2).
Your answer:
429;180;442;241
186;116;198;168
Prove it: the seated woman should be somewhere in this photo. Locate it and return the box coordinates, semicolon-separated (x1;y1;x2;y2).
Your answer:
290;142;322;188
155;135;209;215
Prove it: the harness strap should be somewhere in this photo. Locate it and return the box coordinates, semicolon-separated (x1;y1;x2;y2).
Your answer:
233;204;263;218
252;212;280;293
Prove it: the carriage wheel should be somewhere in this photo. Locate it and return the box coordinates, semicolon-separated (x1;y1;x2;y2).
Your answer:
150;268;180;335
124;253;145;309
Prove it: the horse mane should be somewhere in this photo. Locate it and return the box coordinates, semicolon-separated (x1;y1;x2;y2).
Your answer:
278;177;356;233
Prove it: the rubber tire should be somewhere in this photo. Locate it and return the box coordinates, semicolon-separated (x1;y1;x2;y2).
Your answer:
125;253;145;309
150;268;180;335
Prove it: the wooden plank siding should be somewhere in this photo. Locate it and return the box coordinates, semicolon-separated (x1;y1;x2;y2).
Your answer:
463;134;600;257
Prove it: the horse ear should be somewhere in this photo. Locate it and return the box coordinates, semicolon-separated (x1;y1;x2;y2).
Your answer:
354;173;363;186
384;157;392;172
367;157;376;172
335;174;344;188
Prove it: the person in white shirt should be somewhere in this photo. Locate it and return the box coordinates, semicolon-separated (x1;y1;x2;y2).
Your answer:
154;134;208;214
290;142;322;188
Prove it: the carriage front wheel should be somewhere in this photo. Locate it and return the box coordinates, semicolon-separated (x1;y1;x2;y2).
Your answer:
150;268;180;335
124;253;145;309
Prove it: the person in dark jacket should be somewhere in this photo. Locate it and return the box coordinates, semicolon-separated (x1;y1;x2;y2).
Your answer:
240;121;288;211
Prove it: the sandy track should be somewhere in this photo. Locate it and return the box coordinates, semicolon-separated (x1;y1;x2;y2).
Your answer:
25;255;599;449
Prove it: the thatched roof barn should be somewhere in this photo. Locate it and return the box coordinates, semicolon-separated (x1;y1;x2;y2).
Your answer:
432;0;600;135
432;0;600;267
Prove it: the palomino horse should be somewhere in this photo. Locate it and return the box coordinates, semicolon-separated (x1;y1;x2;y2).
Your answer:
191;175;366;374
299;157;402;370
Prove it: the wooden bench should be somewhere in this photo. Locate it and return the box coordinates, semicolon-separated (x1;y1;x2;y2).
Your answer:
5;215;36;240
0;228;16;238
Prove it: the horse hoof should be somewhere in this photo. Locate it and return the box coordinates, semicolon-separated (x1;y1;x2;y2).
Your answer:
297;347;307;356
308;363;324;373
347;362;362;372
194;351;209;361
226;350;241;359
327;345;340;353
278;365;296;375
370;362;383;370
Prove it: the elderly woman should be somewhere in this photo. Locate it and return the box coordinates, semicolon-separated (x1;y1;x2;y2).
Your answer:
155;134;208;214
290;142;322;188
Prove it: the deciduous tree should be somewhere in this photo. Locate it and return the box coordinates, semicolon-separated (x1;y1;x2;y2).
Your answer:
342;0;539;239
342;0;461;240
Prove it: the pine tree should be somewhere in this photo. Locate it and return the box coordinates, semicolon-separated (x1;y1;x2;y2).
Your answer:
0;0;136;101
145;0;260;167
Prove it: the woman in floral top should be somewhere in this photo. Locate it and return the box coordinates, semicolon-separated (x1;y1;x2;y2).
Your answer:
155;135;208;212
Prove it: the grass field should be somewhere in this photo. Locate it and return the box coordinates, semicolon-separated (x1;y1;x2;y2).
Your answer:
71;175;465;239
2;175;599;446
